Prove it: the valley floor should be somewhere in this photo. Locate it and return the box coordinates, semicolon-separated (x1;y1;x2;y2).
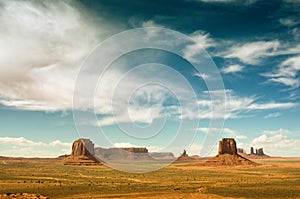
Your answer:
0;157;299;198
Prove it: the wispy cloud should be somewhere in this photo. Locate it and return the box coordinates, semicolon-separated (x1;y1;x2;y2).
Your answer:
196;127;247;140
183;30;215;62
194;72;211;80
223;41;280;65
221;64;244;74
262;128;289;135
195;90;297;119
279;17;299;27
264;112;281;119
263;55;300;88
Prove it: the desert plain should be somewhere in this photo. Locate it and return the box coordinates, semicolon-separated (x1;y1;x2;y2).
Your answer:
0;156;299;199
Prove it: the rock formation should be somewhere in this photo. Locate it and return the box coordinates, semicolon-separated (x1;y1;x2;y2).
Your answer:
176;149;201;161
218;138;237;155
256;148;265;156
71;138;95;156
204;138;258;166
237;147;270;159
250;147;255;155
63;139;101;166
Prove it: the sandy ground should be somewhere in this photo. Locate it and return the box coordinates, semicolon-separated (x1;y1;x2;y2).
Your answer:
0;157;299;198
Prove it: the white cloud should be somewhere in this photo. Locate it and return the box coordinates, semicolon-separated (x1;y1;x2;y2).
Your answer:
0;137;72;157
264;112;281;118
251;134;300;157
238;129;300;157
247;102;296;110
236;135;248;140
269;77;300;88
0;137;71;147
194;72;211;80
262;128;289;135
195;90;297;119
223;41;280;65
263;55;300;88
0;0;104;111
183;30;215;62
49;140;72;147
196;127;235;134
221;64;244;74
142;20;163;28
196;127;247;141
279;17;299;27
0;137;46;146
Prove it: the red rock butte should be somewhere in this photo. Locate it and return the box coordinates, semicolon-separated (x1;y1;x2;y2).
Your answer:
205;138;258;166
63;138;100;166
218;138;237;155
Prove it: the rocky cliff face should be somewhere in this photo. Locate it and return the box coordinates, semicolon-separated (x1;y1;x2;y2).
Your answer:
71;139;95;156
63;138;100;166
218;138;237;155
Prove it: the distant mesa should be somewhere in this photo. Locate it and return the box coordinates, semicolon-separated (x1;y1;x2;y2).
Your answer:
63;139;101;166
149;152;175;160
204;138;258;166
94;147;154;161
94;147;176;161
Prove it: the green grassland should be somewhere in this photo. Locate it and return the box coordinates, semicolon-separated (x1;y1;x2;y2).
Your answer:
0;158;299;198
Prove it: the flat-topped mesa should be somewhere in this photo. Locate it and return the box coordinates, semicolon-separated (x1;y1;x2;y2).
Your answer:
121;147;148;153
218;138;237;155
72;138;95;156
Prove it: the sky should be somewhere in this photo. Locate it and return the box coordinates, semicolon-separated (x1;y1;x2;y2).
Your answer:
0;0;299;157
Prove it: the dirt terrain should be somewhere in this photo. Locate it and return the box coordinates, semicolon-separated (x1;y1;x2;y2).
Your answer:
0;157;299;199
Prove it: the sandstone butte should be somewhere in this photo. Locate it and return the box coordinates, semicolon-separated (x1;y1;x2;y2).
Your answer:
63;138;101;166
203;138;258;166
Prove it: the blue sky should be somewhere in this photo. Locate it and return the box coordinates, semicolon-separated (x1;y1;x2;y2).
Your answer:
0;0;299;157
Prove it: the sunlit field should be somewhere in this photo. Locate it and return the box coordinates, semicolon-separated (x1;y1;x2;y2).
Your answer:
0;158;299;199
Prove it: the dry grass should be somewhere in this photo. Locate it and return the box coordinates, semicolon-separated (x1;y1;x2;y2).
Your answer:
0;158;299;198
